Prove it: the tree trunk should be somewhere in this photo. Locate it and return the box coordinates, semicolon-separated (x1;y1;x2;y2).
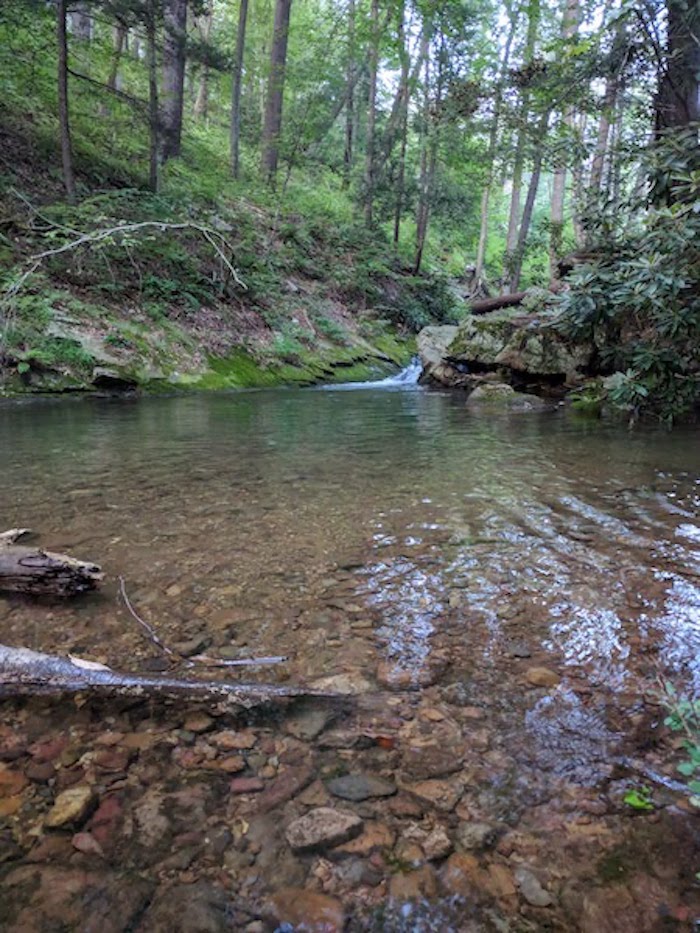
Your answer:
146;2;160;193
161;0;188;162
474;7;518;284
393;94;409;246
549;0;581;279
230;0;249;178
655;0;700;133
107;25;127;93
56;0;77;204
194;8;213;121
510;111;549;291
391;1;409;245
589;79;617;192
469;291;528;314
343;0;356;187
261;0;293;184
503;0;540;292
364;0;379;225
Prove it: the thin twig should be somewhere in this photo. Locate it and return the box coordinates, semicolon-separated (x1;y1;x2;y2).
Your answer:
118;576;286;668
118;576;179;660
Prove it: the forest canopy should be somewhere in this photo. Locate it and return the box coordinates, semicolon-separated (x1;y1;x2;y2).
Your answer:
0;0;698;416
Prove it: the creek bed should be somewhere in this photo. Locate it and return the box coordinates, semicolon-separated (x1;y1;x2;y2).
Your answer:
0;385;698;931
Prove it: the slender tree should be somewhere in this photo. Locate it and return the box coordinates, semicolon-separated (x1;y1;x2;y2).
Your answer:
194;7;213;120
146;0;160;191
261;0;293;184
343;0;356;187
364;0;379;225
56;0;77;203
474;6;518;289
549;0;581;277
230;0;249;177
161;0;188;162
503;0;540;291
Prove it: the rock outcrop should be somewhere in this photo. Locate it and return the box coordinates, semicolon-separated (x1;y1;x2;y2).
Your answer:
418;307;593;395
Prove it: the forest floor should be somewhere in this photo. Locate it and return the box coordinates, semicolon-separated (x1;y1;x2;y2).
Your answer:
0;114;458;396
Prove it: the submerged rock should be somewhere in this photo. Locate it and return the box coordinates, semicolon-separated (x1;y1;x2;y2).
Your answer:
525;667;561;688
326;773;396;802
267;887;345;932
44;786;96;829
515;867;554;907
285;807;363;852
466;383;550;411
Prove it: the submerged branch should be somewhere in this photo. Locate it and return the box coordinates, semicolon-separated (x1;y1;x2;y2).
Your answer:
0;644;333;709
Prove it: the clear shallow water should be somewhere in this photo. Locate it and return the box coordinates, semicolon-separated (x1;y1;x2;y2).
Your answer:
1;384;699;699
2;382;700;929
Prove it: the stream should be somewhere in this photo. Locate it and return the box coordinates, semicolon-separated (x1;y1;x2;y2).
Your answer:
0;370;699;931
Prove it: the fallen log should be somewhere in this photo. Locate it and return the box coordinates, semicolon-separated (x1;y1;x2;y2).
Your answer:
468;291;527;315
0;644;337;709
0;529;103;597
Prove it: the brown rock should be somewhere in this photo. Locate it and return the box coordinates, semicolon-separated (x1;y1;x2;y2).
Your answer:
45;786;96;829
268;887;345;932
330;821;395;858
256;765;313;811
0;796;22;817
71;832;105;858
388;866;437;901
211;730;257;751
405;780;463;812
285;808;363;853
229;777;264;794
401;742;465;780
215;756;246;774
183;713;214;734
525;667;561;688
26;761;56;783
487;863;517;899
422;826;453;861
0;865;153;932
0;769;28;797
440;853;485;899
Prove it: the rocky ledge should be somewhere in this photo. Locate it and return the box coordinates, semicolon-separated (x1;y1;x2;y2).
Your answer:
417;305;593;399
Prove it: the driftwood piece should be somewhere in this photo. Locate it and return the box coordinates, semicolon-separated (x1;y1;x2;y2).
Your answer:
0;644;336;709
468;291;528;315
0;529;103;596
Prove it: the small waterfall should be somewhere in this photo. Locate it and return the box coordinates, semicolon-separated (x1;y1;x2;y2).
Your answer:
320;357;423;391
372;357;423;386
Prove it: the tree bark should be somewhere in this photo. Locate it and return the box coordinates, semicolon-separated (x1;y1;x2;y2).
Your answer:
146;1;160;192
510;110;549;291
655;0;700;133
107;24;127;93
230;0;249;178
161;0;188;162
56;0;77;204
468;291;528;314
343;0;356;187
503;0;540;291
0;645;337;709
549;0;581;279
193;8;213;121
364;0;379;225
0;530;102;597
261;0;293;184
474;7;518;285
